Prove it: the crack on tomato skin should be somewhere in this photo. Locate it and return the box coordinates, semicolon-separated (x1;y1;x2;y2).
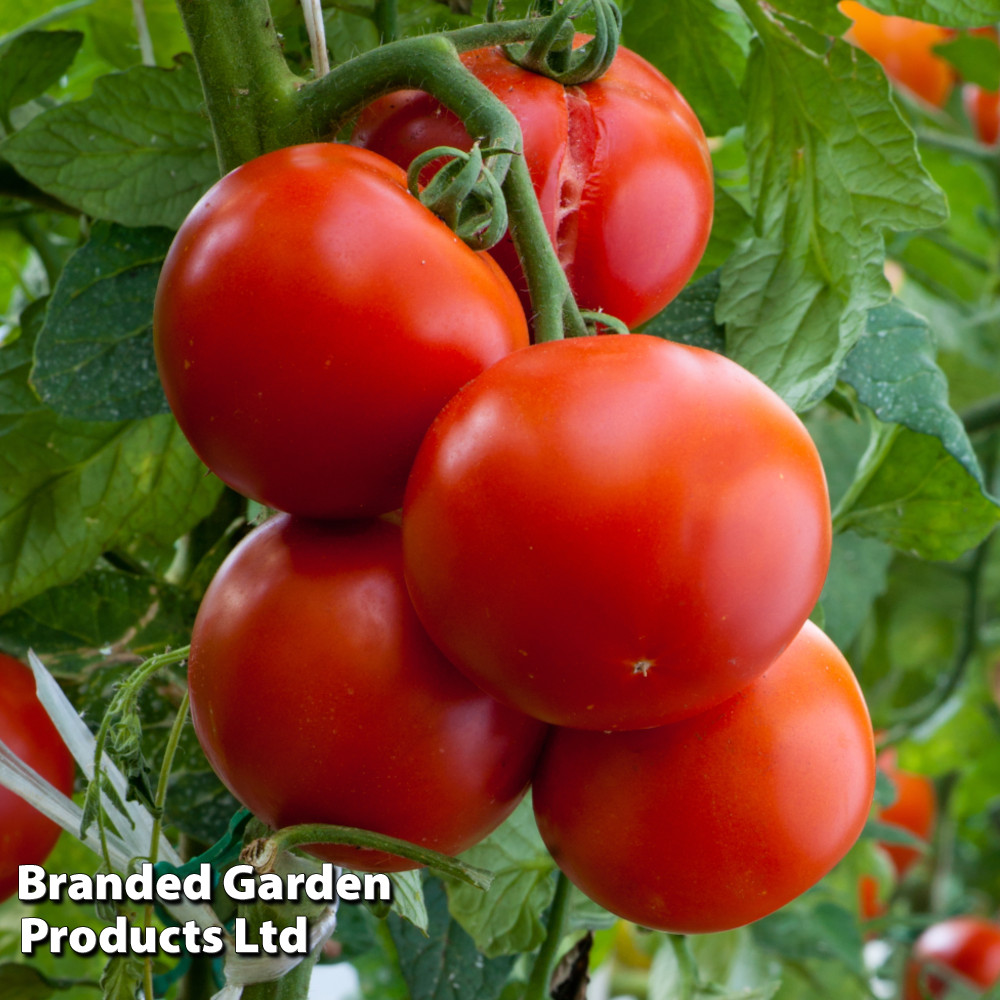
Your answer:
554;87;597;284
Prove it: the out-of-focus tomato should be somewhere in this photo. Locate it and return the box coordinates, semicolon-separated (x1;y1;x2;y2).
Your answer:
403;334;831;732
0;653;75;902
964;84;1000;144
354;39;713;329
154;143;528;519
188;515;548;872
877;747;937;878
904;917;1000;999
840;1;955;107
532;621;876;933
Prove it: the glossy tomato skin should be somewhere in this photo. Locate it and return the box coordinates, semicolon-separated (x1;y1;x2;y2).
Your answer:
532;621;876;934
403;334;831;732
0;653;76;902
841;2;954;107
154;143;528;520
904;917;1000;999
188;515;548;872
877;747;937;878
353;41;713;329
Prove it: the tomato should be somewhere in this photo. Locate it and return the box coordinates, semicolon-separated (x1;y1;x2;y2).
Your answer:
402;334;831;732
904;917;1000;999
154;143;528;520
0;653;76;902
876;747;936;878
840;2;955;107
532;621;875;933
187;514;548;872
353;39;713;329
964;84;1000;144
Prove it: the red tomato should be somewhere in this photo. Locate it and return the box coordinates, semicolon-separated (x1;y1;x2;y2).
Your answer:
532;621;875;933
187;515;548;872
402;334;831;732
904;917;1000;999
353;40;713;329
964;84;1000;144
154;143;528;519
0;653;75;902
876;747;936;878
840;2;955;107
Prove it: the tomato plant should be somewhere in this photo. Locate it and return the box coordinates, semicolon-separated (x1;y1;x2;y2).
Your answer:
0;654;75;903
904;917;1000;999
840;2;955;107
353;38;713;329
532;621;875;933
187;514;548;872
153;142;528;520
403;333;831;731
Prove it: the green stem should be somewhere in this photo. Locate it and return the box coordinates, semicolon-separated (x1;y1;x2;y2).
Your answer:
523;871;572;1000
373;0;397;43
173;0;304;173
261;823;494;889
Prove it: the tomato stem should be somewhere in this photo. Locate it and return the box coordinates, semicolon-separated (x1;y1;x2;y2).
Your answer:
257;824;495;890
522;870;572;1000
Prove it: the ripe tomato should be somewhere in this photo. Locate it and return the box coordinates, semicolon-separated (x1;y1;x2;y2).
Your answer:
964;84;1000;144
0;653;76;902
187;514;548;872
904;917;1000;999
840;2;955;107
532;621;875;933
154;143;528;520
876;747;936;878
353;40;713;329
403;334;831;732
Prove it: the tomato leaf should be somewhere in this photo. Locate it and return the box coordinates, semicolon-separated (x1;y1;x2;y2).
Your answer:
935;33;1000;88
854;1;1000;27
764;1;851;33
31;221;172;421
642;270;725;353
389;878;515;1000
1;54;217;228
717;28;947;410
391;870;429;934
0;29;82;118
0;309;221;612
842;303;982;478
622;0;749;137
445;797;555;958
819;531;894;651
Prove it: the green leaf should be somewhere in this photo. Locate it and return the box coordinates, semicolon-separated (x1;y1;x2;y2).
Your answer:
389;879;515;1000
31;221;172;421
2;54;217;228
841;303;984;481
695;184;753;280
857;1;1000;28
834;420;1000;560
935;33;1000;89
0;30;82;118
819;530;894;651
766;0;851;34
622;0;749;137
445;797;556;958
391;870;429;933
642;270;725;353
648;939;691;1000
863;818;929;849
718;28;947;409
99;954;145;1000
0;963;60;999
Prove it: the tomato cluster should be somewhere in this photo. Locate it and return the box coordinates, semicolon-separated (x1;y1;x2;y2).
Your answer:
158;40;875;933
0;653;75;902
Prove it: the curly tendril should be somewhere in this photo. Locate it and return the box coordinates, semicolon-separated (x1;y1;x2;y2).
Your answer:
408;143;511;251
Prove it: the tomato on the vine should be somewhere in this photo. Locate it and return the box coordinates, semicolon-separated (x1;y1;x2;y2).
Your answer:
354;39;713;329
964;84;1000;144
877;747;937;878
187;515;548;872
840;2;955;107
532;621;875;933
0;653;75;902
154;142;528;520
904;917;1000;999
403;334;831;732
